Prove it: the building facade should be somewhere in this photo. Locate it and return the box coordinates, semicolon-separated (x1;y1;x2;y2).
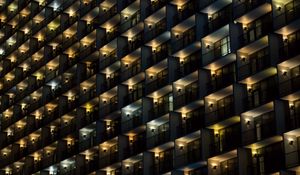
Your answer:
0;0;300;174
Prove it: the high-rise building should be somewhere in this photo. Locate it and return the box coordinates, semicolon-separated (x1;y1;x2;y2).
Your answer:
0;0;300;174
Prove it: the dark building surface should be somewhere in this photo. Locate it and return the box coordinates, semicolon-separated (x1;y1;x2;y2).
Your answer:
0;0;300;174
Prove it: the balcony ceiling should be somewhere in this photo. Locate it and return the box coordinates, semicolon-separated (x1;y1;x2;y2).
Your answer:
121;0;140;16
275;18;300;36
207;116;240;130
174;71;198;86
201;0;232;15
202;25;229;43
145;31;171;48
172;15;195;33
205;85;233;101
122;22;144;38
209;149;237;162
239;67;277;85
101;0;117;8
172;41;201;58
241;102;273;118
149;141;174;152
238;36;268;55
145;6;166;23
204;53;236;71
176;131;200;143
235;3;272;24
245;135;283;149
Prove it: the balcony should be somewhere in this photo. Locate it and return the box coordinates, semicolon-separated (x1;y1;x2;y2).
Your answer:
249;142;284;175
147;129;170;149
101;72;121;92
99;150;118;168
79;134;97;151
174;51;201;79
145;0;167;16
178;108;204;137
239;14;272;48
124;85;144;106
207;4;232;33
244;77;277;110
121;60;142;81
280;29;300;61
171;26;196;53
145;70;168;95
98;3;117;24
147;44;168;66
205;97;235;126
147;128;170;149
202;35;231;65
210;124;241;155
100;96;118;117
124;134;146;157
273;0;300;29
121;113;143;133
173;83;199;109
207;64;236;94
220;157;239;175
233;0;267;19
242;111;276;145
148;100;171;120
238;47;271;80
151;149;173;175
174;136;201;168
284;129;300;169
279;73;300;98
144;18;167;42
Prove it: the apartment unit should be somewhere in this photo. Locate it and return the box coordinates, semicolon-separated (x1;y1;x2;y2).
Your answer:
0;0;300;174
